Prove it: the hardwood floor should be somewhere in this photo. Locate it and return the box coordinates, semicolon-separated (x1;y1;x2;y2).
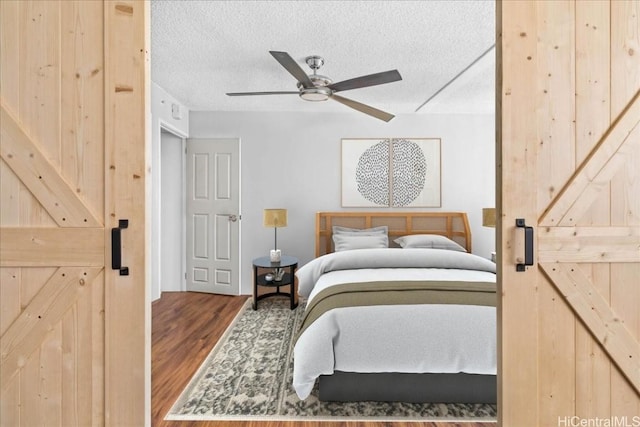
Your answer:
152;292;496;427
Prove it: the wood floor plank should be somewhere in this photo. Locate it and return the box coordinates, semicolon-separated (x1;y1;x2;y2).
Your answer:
151;292;496;427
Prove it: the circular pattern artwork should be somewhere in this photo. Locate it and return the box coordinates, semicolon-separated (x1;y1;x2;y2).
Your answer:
392;139;427;207
355;139;427;207
355;140;390;206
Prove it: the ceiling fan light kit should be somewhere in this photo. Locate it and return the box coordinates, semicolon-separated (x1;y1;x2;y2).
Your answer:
299;86;332;102
226;51;402;122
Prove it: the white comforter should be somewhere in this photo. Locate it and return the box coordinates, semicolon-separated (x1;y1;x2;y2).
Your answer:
292;248;497;400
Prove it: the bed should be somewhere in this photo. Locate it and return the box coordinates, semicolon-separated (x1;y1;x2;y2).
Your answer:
292;211;497;403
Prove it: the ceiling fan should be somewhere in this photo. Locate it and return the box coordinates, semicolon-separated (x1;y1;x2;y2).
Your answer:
226;51;402;122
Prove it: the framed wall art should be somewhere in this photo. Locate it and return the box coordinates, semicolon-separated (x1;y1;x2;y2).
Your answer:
341;138;441;207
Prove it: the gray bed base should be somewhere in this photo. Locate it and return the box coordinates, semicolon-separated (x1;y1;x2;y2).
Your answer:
318;371;497;404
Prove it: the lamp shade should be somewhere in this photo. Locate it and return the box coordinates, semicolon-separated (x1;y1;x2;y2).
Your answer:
263;209;287;228
482;208;496;227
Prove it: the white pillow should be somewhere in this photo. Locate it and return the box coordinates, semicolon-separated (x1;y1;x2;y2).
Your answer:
332;225;388;235
394;234;466;252
333;233;389;252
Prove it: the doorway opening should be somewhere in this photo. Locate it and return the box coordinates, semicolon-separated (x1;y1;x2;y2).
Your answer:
152;125;188;302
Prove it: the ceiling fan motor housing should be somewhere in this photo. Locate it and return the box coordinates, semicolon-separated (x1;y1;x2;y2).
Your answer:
297;75;333;101
298;55;333;101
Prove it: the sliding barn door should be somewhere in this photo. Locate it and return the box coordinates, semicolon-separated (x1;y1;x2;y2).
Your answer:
0;1;147;425
498;1;639;426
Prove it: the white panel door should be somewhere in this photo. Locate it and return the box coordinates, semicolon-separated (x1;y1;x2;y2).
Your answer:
186;138;240;295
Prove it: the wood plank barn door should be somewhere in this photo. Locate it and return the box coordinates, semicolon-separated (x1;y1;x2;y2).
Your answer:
498;1;639;426
0;1;147;425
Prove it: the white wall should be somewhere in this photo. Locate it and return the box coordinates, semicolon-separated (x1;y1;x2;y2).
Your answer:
190;110;495;296
151;83;189;301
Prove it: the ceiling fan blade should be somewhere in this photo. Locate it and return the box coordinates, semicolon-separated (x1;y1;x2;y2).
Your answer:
327;70;402;93
269;51;315;89
226;91;299;96
331;94;395;122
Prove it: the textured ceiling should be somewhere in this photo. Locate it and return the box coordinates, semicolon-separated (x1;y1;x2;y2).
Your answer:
151;0;495;116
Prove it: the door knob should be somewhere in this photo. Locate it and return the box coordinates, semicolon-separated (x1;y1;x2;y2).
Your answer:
227;214;239;222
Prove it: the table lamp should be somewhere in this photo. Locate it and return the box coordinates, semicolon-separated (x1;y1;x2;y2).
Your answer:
263;208;287;262
482;208;496;228
482;207;496;262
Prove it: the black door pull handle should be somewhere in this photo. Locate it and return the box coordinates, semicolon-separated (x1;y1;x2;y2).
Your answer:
111;219;129;276
515;218;534;272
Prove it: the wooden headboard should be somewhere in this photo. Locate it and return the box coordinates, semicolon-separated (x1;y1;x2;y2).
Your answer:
315;211;472;257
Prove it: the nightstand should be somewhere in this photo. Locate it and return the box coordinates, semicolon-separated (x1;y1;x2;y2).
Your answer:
252;255;298;310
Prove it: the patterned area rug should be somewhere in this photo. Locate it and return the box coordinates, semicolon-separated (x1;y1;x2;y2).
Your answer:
166;297;497;422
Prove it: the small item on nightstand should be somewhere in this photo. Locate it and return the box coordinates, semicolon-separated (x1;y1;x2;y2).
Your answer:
274;268;285;281
270;249;282;262
264;273;274;282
